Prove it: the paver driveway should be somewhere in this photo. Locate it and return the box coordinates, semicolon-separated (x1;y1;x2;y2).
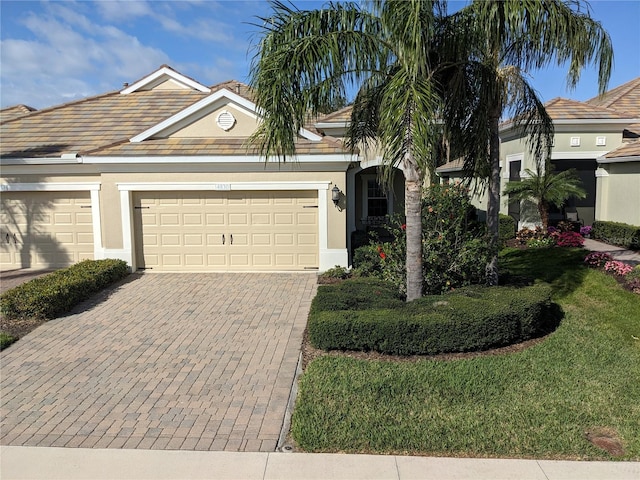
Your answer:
0;272;316;452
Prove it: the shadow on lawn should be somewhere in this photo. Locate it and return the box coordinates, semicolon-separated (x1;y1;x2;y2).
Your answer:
499;247;588;300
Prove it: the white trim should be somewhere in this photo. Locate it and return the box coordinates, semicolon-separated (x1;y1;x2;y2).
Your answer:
0;182;100;192
505;154;524;180
319;249;349;271
597;155;640;164
129;89;256;142
0;158;82;165
120;190;134;267
129;88;322;143
117;181;330;192
550;151;607;160
315;121;350;129
595;168;610;177
500;117;639;132
90;189;103;253
83;154;354;164
120;66;210;94
318;189;328;252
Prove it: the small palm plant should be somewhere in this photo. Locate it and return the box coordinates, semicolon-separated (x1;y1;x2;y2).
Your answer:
503;161;586;231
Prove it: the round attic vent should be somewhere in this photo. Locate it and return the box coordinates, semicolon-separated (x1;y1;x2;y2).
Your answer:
216;110;236;131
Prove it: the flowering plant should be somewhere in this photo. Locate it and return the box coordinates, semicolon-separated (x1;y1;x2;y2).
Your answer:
556;231;584;247
584;252;613;268
604;260;633;277
580;225;592;237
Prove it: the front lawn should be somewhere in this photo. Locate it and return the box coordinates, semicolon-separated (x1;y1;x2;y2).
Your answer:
292;248;640;459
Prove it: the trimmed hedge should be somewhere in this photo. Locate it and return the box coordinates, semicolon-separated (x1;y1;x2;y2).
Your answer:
308;281;556;355
592;221;640;250
0;259;129;320
310;278;405;313
499;214;517;245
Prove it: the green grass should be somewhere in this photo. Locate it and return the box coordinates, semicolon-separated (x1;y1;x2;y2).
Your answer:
292;248;640;459
0;332;18;351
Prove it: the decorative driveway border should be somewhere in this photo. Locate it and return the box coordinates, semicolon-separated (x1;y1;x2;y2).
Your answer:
1;272;317;452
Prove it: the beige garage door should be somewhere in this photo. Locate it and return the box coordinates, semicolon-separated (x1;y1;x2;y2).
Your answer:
0;191;94;269
134;191;319;271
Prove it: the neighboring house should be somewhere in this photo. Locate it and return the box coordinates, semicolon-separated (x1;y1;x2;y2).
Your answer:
1;65;366;272
437;77;640;228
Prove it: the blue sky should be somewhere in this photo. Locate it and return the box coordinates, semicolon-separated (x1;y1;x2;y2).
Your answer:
1;0;639;109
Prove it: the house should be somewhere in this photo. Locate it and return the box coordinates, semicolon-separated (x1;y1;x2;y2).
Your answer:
1;65;379;272
436;77;640;228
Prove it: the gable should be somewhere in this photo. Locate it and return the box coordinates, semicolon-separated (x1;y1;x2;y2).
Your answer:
164;101;258;139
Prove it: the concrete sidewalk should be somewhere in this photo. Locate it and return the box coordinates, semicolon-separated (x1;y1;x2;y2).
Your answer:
1;447;638;480
583;238;640;265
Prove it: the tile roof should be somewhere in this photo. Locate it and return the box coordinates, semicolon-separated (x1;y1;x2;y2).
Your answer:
543;97;633;120
0;67;347;159
435;158;464;173
587;77;640;117
604;141;640;159
1;90;207;158
317;105;353;123
87;136;349;157
0;104;37;121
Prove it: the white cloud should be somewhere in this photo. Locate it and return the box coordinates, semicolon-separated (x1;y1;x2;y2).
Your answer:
0;4;169;108
94;0;154;22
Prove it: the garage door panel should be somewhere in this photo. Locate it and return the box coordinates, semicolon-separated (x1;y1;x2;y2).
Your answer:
75;212;93;224
251;213;270;224
161;254;181;266
0;191;94;269
229;254;249;266
251;233;271;245
228;213;248;225
251;254;272;266
54;213;73;225
274;213;293;225
160;234;180;246
134;190;318;271
206;214;224;225
184;234;203;246
183;214;203;225
160;214;179;225
185;254;205;266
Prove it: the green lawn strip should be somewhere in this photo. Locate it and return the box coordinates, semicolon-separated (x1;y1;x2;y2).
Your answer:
292;250;640;459
0;332;18;350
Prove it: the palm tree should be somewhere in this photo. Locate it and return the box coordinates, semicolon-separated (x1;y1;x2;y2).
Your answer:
249;0;449;301
503;162;587;231
442;0;613;285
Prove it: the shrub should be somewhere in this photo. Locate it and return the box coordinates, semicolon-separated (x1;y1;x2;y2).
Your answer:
580;225;592;237
592;221;640;250
308;281;556;355
516;226;545;245
584;252;613;268
318;265;351;284
310;278;405;314
527;237;556;248
556;231;584;247
354;183;488;295
0;259;129;320
499;214;517;245
626;265;640;281
603;260;633;277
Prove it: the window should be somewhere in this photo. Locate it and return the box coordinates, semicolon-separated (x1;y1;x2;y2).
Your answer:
366;179;388;217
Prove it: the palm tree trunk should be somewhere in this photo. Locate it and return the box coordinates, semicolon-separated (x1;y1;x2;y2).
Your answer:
539;201;550;231
404;171;423;302
485;108;501;286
